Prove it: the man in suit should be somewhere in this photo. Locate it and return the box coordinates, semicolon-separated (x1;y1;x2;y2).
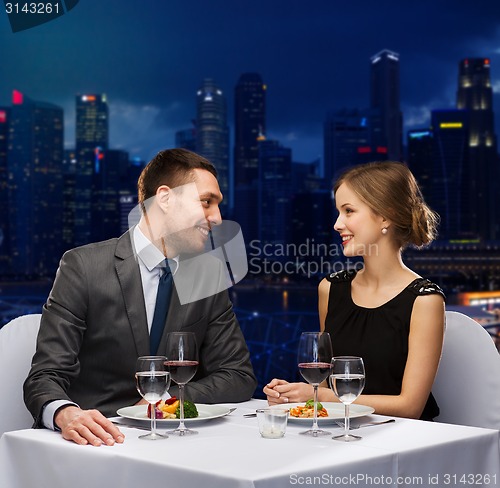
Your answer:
24;148;257;446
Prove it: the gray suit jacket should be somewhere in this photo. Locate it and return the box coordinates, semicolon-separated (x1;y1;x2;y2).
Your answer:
24;232;257;425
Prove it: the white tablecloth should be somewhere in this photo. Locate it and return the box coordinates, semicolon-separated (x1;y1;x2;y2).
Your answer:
1;399;499;488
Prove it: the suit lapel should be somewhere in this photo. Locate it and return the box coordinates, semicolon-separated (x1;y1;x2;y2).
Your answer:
115;232;150;356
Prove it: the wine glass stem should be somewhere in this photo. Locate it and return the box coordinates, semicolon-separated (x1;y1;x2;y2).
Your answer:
178;384;186;430
312;385;319;431
344;404;350;437
152;404;157;436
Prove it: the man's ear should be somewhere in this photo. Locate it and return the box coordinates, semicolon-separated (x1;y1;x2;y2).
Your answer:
156;185;170;212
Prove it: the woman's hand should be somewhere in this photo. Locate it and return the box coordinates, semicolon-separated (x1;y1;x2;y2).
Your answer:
263;379;314;405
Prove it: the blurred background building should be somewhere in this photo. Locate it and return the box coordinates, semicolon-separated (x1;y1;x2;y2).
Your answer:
74;94;109;246
195;78;230;214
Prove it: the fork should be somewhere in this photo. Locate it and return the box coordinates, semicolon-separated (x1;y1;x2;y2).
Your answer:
334;418;395;429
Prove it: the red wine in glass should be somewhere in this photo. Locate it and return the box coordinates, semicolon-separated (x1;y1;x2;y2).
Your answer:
298;362;331;385
165;331;199;436
165;360;199;385
297;331;333;437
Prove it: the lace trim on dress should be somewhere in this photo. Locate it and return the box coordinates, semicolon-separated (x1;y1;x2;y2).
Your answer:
407;278;446;299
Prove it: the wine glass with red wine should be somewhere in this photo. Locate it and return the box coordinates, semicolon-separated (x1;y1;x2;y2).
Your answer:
297;331;333;436
165;332;199;436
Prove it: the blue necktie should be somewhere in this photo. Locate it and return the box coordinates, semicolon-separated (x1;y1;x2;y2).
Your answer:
150;259;173;355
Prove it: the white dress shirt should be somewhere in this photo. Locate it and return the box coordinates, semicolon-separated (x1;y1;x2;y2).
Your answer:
133;226;178;331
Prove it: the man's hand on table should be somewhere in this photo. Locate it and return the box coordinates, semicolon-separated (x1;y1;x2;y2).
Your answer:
54;406;125;446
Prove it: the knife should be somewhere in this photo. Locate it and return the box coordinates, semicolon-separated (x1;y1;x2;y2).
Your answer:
111;420;152;431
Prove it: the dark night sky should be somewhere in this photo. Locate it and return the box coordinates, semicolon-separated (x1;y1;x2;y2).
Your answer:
2;0;500;163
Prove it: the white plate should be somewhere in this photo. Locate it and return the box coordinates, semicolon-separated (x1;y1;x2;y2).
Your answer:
116;404;231;423
281;402;375;423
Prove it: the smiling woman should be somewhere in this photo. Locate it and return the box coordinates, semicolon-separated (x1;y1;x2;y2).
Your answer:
334;162;439;251
264;161;446;422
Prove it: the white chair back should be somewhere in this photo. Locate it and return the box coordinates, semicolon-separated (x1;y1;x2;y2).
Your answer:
0;314;41;437
433;311;500;430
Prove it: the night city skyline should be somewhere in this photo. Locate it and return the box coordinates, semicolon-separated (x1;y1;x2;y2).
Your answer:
3;4;500;276
2;1;500;164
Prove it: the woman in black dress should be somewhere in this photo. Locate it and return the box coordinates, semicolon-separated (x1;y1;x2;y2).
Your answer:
264;162;445;420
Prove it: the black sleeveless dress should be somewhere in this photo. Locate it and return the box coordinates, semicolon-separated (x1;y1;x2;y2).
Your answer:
324;270;445;421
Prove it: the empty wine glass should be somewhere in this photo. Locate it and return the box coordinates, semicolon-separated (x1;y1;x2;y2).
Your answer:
330;356;365;442
297;331;333;436
165;332;199;436
135;356;170;440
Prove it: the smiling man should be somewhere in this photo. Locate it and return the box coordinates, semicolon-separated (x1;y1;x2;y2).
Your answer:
24;148;257;446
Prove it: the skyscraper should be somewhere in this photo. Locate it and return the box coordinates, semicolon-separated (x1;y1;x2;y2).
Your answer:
323;108;371;185
7;91;64;277
91;149;129;242
195;79;229;212
74;94;109;246
76;94;109;152
258;140;292;246
233;74;266;238
234;73;266;186
407;129;434;201
370;49;403;161
456;58;499;240
430;110;471;240
291;189;334;264
0;108;9;274
62;149;77;250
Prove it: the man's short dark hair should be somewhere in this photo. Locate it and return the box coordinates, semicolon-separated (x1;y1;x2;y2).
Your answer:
137;148;217;204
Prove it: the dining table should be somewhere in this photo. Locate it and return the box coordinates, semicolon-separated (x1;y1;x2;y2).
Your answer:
0;398;499;488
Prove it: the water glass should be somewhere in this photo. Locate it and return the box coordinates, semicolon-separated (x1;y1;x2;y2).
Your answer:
330;356;365;442
256;408;289;438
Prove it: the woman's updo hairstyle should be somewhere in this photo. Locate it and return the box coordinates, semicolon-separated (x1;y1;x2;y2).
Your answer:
333;161;439;248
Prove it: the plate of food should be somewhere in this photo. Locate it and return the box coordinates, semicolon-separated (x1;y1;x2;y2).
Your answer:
116;398;231;423
279;400;374;423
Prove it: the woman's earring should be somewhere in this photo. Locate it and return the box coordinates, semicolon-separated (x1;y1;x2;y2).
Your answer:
381;227;388;235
